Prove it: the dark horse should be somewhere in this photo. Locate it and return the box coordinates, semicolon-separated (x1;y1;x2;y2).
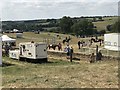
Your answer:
47;44;58;50
91;38;103;43
48;43;62;51
62;38;71;44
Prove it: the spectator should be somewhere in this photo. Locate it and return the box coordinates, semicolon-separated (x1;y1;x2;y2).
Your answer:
70;46;74;62
78;41;81;49
66;45;70;59
58;43;62;51
100;41;102;46
90;53;95;63
97;51;103;60
89;40;92;47
4;43;10;56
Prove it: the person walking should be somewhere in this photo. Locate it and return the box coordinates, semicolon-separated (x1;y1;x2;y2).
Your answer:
70;46;74;62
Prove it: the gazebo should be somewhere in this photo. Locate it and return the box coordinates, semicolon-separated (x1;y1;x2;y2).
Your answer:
2;35;16;46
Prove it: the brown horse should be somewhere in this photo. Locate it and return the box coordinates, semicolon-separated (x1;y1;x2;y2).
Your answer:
48;43;62;51
47;44;58;50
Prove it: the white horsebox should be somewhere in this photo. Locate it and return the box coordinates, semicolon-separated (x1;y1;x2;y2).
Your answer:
104;33;120;51
9;42;48;62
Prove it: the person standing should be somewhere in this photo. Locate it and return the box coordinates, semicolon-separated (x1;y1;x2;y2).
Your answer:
4;43;9;56
96;45;98;61
58;43;62;51
66;44;70;59
90;53;95;63
70;46;74;62
97;51;103;60
78;41;81;49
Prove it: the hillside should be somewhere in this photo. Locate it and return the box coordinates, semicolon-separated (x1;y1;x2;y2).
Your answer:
93;17;118;31
2;16;118;33
2;31;119;88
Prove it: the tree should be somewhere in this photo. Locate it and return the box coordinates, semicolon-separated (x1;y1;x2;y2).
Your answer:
59;16;73;33
98;30;106;35
71;19;95;35
112;19;120;33
106;25;112;31
93;17;97;22
98;17;103;21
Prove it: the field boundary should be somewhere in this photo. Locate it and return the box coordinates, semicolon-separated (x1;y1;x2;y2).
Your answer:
47;50;119;60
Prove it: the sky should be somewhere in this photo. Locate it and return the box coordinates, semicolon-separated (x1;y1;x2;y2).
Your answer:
0;0;120;21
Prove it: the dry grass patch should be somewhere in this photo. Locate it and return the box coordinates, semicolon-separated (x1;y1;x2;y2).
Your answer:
2;56;118;88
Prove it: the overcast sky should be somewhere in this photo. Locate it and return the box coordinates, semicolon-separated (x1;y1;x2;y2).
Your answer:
1;0;119;21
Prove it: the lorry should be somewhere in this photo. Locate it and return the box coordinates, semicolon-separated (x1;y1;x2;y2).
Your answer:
9;42;48;62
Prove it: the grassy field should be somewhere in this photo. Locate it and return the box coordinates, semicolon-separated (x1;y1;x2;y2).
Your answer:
4;32;104;52
4;32;119;57
2;26;119;88
93;17;118;31
2;56;118;88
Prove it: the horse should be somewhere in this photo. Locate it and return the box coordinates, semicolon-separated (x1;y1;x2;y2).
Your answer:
91;38;104;44
62;39;66;44
66;38;71;43
62;38;71;44
47;44;58;50
48;43;62;51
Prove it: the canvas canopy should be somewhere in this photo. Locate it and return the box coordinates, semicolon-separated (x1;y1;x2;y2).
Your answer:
2;35;16;42
13;29;19;32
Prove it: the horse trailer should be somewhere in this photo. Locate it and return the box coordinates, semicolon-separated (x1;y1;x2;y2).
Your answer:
104;33;120;51
19;42;48;62
9;42;48;62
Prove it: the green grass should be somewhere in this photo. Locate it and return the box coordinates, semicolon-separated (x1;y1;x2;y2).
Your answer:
2;17;119;88
93;17;118;31
2;56;118;88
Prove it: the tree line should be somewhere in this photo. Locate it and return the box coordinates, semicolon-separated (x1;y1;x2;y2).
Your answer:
2;16;119;35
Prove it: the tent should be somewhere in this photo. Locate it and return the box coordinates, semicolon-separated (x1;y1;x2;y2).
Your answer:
13;29;19;32
2;35;16;46
2;35;16;42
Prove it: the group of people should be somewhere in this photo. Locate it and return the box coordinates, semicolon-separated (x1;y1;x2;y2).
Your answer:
78;40;86;49
2;43;12;56
64;44;103;63
90;51;103;63
64;44;74;62
77;38;104;49
47;36;104;63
